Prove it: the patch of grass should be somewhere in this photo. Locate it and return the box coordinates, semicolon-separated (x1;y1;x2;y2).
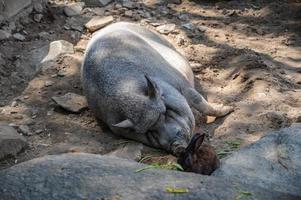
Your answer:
235;187;253;200
224;140;241;149
166;187;189;193
217;150;231;158
113;140;132;146
135;162;184;173
138;155;153;163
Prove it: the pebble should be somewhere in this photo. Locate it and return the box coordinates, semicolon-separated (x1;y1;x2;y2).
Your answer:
85;16;114;32
52;93;88;113
124;10;133;17
11;101;18;107
0;30;11;40
182;23;195;31
64;2;84;17
44;80;54;87
19;125;33;136
34;14;43;22
13;33;26;41
156;23;176;34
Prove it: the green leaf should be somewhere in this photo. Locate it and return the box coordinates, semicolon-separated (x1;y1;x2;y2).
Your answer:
235;190;252;200
135;162;184;173
135;165;157;173
225;140;241;149
166;187;189;193
172;163;184;171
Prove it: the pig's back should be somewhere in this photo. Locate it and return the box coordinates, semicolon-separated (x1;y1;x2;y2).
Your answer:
83;22;194;92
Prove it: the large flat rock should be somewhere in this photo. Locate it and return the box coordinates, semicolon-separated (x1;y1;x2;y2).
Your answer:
0;0;32;18
214;124;301;197
0;124;28;160
0;153;298;200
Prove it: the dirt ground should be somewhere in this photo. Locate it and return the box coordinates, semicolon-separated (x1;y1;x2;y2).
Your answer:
0;0;300;169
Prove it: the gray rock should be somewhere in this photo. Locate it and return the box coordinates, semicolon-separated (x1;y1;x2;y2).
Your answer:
64;2;84;17
156;23;176;34
18;125;33;136
52;93;88;113
66;17;84;32
197;25;208;32
108;142;143;161
91;7;105;16
85;16;114;32
41;40;74;63
124;10;133;18
0;29;11;40
122;1;136;9
182;23;195;31
33;14;43;22
13;33;26;41
83;0;113;7
0;124;28;160
33;2;44;13
0;153;297;200
178;14;189;21
214;124;301;197
1;0;32;18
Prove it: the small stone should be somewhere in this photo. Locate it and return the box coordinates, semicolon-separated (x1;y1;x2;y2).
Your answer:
85;16;114;32
115;4;122;9
64;3;84;17
176;35;185;46
19;125;32;136
47;110;54;116
124;10;133;17
52;93;88;113
34;3;43;13
11;100;18;107
34;14;43;22
44;80;54;87
92;7;105;15
13;33;26;41
178;14;189;21
156;23;176;34
83;0;113;7
8;123;18;128
206;116;216;124
182;23;195;31
35;129;43;134
42;40;74;63
122;1;135;9
228;10;238;17
197;25;208;32
0;124;28;160
0;30;11;40
74;39;89;52
108;142;143;161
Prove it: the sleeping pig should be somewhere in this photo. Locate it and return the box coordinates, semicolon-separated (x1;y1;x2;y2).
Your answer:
81;22;233;156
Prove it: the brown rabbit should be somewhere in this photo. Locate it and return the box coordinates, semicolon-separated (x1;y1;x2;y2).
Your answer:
177;133;220;175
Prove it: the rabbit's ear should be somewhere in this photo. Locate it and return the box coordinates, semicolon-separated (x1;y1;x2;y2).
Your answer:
194;133;205;151
185;133;204;153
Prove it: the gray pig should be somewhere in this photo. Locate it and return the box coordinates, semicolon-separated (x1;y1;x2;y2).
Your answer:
81;22;233;156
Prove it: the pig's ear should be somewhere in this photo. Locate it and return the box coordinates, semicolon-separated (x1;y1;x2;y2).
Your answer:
145;75;161;99
112;119;134;129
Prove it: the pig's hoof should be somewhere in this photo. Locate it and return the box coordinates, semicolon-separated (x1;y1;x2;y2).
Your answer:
211;104;234;117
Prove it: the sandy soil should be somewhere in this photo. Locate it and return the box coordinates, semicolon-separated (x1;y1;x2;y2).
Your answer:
0;0;300;168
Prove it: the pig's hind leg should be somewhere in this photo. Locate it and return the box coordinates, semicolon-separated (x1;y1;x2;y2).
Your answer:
183;88;234;117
